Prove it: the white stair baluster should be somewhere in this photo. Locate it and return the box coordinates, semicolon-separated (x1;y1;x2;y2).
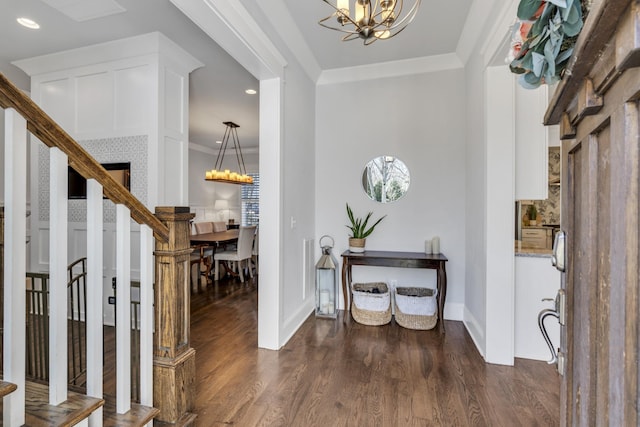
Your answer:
116;204;131;414
3;108;27;426
49;147;68;405
86;179;104;427
140;224;154;412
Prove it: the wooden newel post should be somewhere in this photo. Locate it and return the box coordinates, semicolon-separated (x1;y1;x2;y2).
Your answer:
1;207;4;330
153;207;197;425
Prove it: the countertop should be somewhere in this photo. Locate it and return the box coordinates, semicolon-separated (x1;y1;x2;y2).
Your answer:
514;241;552;258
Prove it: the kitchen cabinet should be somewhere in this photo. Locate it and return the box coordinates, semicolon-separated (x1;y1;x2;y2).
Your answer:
515;84;549;200
521;226;552;249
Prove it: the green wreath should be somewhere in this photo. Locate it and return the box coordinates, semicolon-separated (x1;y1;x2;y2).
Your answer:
509;0;585;89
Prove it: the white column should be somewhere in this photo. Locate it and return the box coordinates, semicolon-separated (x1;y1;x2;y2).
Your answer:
257;77;282;350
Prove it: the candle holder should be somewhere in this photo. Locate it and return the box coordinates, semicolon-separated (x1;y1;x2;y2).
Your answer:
315;235;339;319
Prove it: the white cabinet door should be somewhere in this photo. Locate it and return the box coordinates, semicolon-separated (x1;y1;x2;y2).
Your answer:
515;84;548;200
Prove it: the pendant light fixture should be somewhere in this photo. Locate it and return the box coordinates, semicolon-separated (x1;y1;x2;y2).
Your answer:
205;121;253;185
319;0;421;45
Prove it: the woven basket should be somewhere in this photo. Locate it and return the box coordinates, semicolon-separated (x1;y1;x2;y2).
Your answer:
395;287;437;316
351;282;391;326
394;287;438;330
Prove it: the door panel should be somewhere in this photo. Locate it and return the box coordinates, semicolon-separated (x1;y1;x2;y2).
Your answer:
546;1;640;425
562;99;638;425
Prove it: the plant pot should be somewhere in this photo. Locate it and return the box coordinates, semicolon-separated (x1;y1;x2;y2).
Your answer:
349;237;366;253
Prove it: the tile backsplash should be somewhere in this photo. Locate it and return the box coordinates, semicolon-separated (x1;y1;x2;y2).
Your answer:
521;147;561;225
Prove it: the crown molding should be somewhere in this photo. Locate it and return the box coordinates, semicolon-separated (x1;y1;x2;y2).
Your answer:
456;0;512;65
480;0;518;68
171;0;287;80
256;0;322;82
317;53;463;85
13;32;203;77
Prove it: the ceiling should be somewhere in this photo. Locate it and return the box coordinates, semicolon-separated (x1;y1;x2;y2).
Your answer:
0;0;475;150
282;0;473;70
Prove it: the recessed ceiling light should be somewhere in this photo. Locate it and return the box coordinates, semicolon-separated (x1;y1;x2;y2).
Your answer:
245;89;257;95
17;17;40;29
216;140;222;144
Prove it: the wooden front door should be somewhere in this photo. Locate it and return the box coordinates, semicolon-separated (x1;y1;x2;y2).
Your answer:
546;0;640;425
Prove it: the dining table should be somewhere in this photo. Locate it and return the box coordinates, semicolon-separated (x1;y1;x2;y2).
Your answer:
190;229;240;281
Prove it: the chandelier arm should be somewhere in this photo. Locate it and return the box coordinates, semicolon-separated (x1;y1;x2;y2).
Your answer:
318;8;361;33
230;126;247;176
342;33;362;41
382;0;420;30
214;124;232;171
319;19;362;35
319;0;420;43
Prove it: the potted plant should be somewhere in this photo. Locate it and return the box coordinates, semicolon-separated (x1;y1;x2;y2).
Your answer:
346;203;386;253
528;204;538;226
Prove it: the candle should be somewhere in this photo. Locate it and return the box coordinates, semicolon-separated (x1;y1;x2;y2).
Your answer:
319;290;330;310
337;0;349;13
432;236;440;254
425;239;432;254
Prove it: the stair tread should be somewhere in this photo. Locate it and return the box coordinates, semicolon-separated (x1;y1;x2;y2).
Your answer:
154;412;197;427
25;381;104;427
0;380;18;398
102;396;160;427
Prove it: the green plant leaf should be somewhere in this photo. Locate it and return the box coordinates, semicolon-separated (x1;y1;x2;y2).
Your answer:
345;203;385;239
546;0;567;7
517;0;545;20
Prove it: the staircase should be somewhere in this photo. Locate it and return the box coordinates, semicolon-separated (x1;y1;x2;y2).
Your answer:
1;72;196;425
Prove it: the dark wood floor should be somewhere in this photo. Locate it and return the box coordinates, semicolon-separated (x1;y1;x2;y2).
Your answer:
190;277;560;427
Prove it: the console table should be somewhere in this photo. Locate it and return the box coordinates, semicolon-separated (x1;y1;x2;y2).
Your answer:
341;250;448;332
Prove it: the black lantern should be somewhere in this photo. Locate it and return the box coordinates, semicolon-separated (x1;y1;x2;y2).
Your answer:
316;235;339;318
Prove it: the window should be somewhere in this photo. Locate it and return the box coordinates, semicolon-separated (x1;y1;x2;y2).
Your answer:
241;173;259;225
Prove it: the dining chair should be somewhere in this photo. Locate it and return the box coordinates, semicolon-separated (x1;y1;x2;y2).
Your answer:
212;221;227;232
214;225;256;282
189;246;206;292
191;221;215;289
251;226;259;275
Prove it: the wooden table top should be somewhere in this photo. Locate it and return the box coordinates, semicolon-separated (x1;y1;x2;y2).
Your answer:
190;229;239;244
341;250;448;262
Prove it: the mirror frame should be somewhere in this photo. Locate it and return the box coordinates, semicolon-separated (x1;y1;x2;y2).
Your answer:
361;155;410;203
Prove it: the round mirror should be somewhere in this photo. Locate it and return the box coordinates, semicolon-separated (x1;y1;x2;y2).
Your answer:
361;156;410;203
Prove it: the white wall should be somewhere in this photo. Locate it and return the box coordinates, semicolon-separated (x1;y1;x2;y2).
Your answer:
316;69;467;319
464;48;488;354
281;61;317;339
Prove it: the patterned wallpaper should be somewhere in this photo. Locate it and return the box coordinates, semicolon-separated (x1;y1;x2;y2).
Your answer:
532;147;560;224
38;135;148;223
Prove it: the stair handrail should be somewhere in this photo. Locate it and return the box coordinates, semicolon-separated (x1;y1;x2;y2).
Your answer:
0;72;169;242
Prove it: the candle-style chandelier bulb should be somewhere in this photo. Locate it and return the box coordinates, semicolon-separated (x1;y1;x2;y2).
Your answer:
205;121;253;185
319;0;421;45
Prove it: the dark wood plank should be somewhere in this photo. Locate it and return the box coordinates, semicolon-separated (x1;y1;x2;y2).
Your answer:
188;276;560;426
25;381;103;426
0;380;17;398
102;396;160;427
